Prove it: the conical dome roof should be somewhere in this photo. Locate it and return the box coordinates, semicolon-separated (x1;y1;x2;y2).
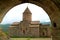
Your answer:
23;7;32;14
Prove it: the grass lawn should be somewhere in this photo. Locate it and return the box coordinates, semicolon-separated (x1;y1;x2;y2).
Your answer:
10;38;52;40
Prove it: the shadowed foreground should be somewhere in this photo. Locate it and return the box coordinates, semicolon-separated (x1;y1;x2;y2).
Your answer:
10;38;52;40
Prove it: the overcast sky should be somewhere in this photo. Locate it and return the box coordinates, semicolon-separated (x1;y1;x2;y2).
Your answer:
1;3;51;24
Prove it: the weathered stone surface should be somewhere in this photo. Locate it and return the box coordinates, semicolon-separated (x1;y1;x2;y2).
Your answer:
0;0;60;40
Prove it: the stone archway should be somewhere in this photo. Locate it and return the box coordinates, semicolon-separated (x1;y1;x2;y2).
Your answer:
0;0;60;40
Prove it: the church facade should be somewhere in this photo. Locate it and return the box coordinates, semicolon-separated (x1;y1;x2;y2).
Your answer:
8;8;51;37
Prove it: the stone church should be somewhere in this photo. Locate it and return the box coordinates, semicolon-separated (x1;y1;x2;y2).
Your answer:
8;7;51;37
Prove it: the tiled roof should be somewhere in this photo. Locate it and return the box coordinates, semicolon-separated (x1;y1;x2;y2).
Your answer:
11;22;20;26
31;21;40;25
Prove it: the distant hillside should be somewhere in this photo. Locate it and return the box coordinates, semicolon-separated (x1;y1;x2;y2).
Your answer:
0;24;11;32
0;22;51;32
40;22;52;26
41;22;51;25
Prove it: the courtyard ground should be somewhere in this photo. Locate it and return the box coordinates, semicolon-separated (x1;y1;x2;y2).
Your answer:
10;38;52;40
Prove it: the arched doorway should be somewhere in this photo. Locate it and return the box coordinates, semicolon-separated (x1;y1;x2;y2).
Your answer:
0;3;52;38
1;3;51;25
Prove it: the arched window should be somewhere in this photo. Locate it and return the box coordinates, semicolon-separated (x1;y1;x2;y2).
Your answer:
43;32;45;36
53;22;57;27
23;30;25;34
